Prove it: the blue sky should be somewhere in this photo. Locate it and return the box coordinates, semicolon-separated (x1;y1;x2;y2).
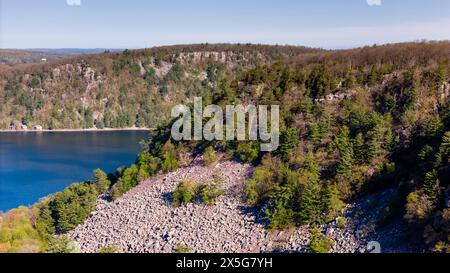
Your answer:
1;0;449;49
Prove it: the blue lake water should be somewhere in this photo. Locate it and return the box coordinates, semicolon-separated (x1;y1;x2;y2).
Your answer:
0;131;149;212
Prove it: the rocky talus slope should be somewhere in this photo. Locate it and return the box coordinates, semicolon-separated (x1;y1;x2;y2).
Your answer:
69;158;410;253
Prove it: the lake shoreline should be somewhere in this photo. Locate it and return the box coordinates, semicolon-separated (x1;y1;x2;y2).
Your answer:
0;130;149;212
0;127;152;133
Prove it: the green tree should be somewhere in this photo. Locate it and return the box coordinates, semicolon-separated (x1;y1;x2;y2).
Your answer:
297;173;323;224
308;124;322;145
279;128;299;160
265;182;296;230
50;183;98;233
434;132;450;169
93;169;110;193
423;171;440;204
322;184;345;222
353;133;366;164
332;126;355;176
367;65;381;86
137;152;161;177
117;165;140;193
437;61;448;83
306;66;334;100
144;67;157;86
103;112;114;128
35;202;55;241
421;115;443;138
161;141;179;173
84;108;94;129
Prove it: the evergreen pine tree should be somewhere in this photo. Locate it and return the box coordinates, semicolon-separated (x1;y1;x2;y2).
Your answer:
322;184;345;222
304;152;321;180
297;156;323;225
434;132;450;169
333;126;355;176
279;128;299;161
308;124;322;144
297;175;323;224
353;133;365;165
423;170;440;204
35;203;56;240
93;169;110;193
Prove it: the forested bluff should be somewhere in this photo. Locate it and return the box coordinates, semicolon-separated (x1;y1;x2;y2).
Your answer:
0;42;449;253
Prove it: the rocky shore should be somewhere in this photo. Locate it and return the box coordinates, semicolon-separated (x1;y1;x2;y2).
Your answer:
69;158;410;253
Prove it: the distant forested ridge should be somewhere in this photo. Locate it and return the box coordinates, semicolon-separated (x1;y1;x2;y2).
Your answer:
0;44;320;130
0;42;449;253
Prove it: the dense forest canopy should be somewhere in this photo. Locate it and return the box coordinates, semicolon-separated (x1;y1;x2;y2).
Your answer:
0;41;449;253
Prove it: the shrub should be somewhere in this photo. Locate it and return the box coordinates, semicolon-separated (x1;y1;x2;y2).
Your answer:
174;244;192;253
171;180;199;207
266;205;296;230
110;165;139;200
308;227;334;253
171;175;225;207
46;235;80;253
110;182;125;200
245;156;282;206
137;152;161;177
203;146;218;167
161;141;179;173
98;245;119;253
336;217;347;229
404;191;435;224
235;142;260;163
199;174;225;205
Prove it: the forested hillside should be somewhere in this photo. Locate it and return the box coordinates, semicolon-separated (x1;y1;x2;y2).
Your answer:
136;41;450;252
0;44;319;130
0;42;449;253
0;50;63;65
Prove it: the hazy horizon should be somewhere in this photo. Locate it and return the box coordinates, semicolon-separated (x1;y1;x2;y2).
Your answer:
4;39;450;53
1;0;449;49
